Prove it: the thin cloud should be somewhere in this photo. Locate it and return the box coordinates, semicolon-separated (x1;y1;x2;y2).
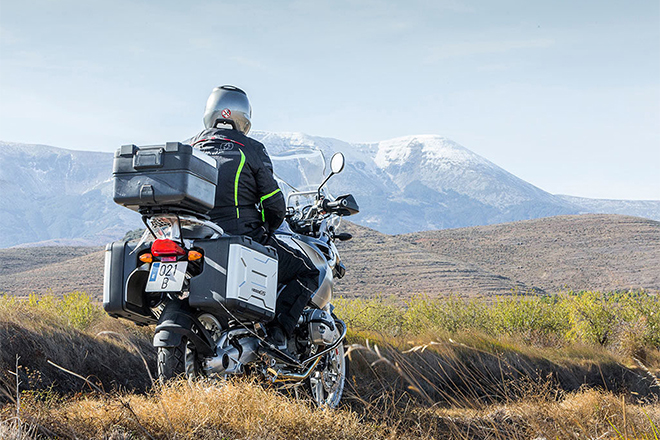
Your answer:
230;56;267;71
425;38;555;63
0;25;20;45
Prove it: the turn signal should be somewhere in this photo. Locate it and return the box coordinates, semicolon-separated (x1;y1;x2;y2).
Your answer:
151;239;186;257
139;253;153;263
188;250;203;261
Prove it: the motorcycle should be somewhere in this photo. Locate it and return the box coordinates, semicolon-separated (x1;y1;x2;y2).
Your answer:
104;143;359;408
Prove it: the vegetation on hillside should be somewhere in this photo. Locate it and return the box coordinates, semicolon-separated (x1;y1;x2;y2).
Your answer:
336;291;660;358
0;291;658;439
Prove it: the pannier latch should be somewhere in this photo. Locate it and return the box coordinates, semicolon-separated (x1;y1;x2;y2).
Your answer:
139;184;156;203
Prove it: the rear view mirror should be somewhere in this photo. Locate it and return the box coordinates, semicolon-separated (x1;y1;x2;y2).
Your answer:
318;152;347;195
330;153;345;174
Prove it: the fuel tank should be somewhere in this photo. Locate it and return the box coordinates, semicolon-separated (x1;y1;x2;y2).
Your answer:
275;233;334;309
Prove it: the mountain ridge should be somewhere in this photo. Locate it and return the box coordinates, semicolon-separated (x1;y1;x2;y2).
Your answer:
1;133;659;248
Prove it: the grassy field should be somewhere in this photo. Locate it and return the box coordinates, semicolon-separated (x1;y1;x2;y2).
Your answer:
0;291;658;439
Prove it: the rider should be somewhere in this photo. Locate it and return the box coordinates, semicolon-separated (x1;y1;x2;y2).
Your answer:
187;85;319;352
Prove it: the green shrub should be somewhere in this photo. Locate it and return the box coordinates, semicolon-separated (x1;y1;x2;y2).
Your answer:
335;291;660;353
404;295;488;334
7;291;104;331
334;295;407;336
487;295;571;345
56;291;104;330
565;291;618;345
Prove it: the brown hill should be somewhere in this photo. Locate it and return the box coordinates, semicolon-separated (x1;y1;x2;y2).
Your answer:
0;248;105;297
0;214;658;298
402;214;660;294
333;222;528;298
0;246;101;276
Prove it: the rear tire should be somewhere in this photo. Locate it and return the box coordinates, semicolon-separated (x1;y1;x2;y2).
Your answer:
156;313;222;383
157;337;200;383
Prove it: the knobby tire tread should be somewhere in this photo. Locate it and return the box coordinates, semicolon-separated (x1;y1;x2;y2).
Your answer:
157;338;187;383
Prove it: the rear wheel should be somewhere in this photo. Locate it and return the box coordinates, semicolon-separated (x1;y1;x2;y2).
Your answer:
157;313;222;383
157;337;194;382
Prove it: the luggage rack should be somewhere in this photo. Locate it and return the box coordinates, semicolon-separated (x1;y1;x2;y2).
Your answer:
139;210;225;245
138;206;211;219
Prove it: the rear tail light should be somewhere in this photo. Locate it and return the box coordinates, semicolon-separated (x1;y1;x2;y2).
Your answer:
151;239;186;257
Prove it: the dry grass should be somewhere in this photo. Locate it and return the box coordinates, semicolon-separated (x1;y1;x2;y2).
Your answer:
411;389;660;439
11;379;381;440
0;293;154;395
1;292;659;439
342;339;660;439
4;377;659;439
0;420;39;440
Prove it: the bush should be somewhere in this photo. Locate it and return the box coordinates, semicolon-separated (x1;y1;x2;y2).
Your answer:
18;291;103;331
488;295;571;346
334;295;407;337
566;291;618;345
335;291;660;353
57;291;104;330
404;295;488;334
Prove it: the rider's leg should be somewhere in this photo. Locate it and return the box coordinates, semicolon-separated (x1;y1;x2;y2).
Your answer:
266;237;319;336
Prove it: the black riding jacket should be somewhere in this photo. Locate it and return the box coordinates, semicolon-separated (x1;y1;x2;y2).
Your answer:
188;128;286;243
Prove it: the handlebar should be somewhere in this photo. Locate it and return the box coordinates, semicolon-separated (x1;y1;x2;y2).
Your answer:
322;198;347;212
285;192;358;238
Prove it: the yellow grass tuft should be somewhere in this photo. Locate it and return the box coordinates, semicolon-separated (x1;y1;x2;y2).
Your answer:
6;378;658;439
16;379;381;439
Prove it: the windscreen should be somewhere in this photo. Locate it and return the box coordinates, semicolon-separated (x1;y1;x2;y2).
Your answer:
270;148;328;199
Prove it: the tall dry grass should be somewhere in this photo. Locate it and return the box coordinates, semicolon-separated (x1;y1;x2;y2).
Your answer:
342;338;659;439
0;292;154;396
334;292;660;438
4;372;659;439
9;379;381;440
0;291;658;439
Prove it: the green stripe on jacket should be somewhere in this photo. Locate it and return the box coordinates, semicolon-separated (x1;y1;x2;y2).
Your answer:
234;149;246;218
259;188;282;222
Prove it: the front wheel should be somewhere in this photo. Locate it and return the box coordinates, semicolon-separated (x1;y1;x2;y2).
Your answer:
308;343;348;408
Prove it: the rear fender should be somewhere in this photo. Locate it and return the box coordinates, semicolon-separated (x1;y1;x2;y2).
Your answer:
153;299;215;356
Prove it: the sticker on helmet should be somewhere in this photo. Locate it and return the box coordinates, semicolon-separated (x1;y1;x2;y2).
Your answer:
221;108;232;118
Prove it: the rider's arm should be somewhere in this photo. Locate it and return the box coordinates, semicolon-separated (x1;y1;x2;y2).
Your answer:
250;141;286;232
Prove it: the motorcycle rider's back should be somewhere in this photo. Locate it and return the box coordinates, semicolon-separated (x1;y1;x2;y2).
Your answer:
189;127;284;241
188;126;320;338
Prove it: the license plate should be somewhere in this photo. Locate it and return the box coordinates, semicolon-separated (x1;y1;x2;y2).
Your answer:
145;261;188;292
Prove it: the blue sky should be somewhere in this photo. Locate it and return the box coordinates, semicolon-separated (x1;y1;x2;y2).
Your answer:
1;0;658;199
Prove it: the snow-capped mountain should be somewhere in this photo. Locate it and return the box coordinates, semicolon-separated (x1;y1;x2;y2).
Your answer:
252;132;580;233
1;134;658;248
0;142;142;248
556;195;660;221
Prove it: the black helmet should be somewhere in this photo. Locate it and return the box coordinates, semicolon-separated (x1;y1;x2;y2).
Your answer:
203;85;252;134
